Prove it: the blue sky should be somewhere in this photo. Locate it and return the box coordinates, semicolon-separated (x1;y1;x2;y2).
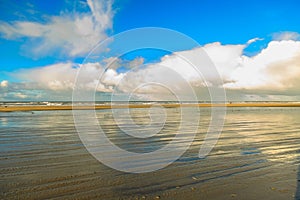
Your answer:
2;0;300;70
0;0;300;101
114;0;300;43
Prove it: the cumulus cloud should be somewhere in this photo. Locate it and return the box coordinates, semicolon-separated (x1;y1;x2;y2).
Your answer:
106;42;248;95
11;61;124;93
224;40;300;93
0;0;113;57
14;62;78;90
4;34;300;101
114;38;300;100
202;42;245;80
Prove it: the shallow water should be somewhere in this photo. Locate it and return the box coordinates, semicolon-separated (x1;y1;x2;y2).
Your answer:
0;107;300;199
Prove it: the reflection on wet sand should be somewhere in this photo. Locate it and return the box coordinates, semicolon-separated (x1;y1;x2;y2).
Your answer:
0;107;300;199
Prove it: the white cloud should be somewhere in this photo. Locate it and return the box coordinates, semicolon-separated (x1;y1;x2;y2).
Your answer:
5;35;300;100
111;39;300;99
272;31;300;41
0;0;113;57
14;92;27;99
101;68;124;86
106;42;246;95
202;42;245;80
12;61;124;93
127;57;145;69
246;37;263;45
0;80;8;87
15;62;78;90
225;40;300;92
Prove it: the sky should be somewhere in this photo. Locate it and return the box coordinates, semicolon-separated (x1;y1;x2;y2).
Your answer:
0;0;300;101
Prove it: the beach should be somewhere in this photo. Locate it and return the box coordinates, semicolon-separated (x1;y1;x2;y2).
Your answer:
1;0;300;199
1;106;300;199
1;102;300;112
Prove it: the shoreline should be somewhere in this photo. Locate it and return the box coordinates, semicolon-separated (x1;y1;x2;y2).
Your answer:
1;102;300;112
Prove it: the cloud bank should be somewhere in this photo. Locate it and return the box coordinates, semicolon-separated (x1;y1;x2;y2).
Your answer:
1;36;300;101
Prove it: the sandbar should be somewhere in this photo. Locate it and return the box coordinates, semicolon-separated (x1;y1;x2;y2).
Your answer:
1;102;300;112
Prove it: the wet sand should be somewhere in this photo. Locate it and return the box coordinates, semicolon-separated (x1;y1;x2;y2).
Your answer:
1;102;300;112
1;107;300;199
